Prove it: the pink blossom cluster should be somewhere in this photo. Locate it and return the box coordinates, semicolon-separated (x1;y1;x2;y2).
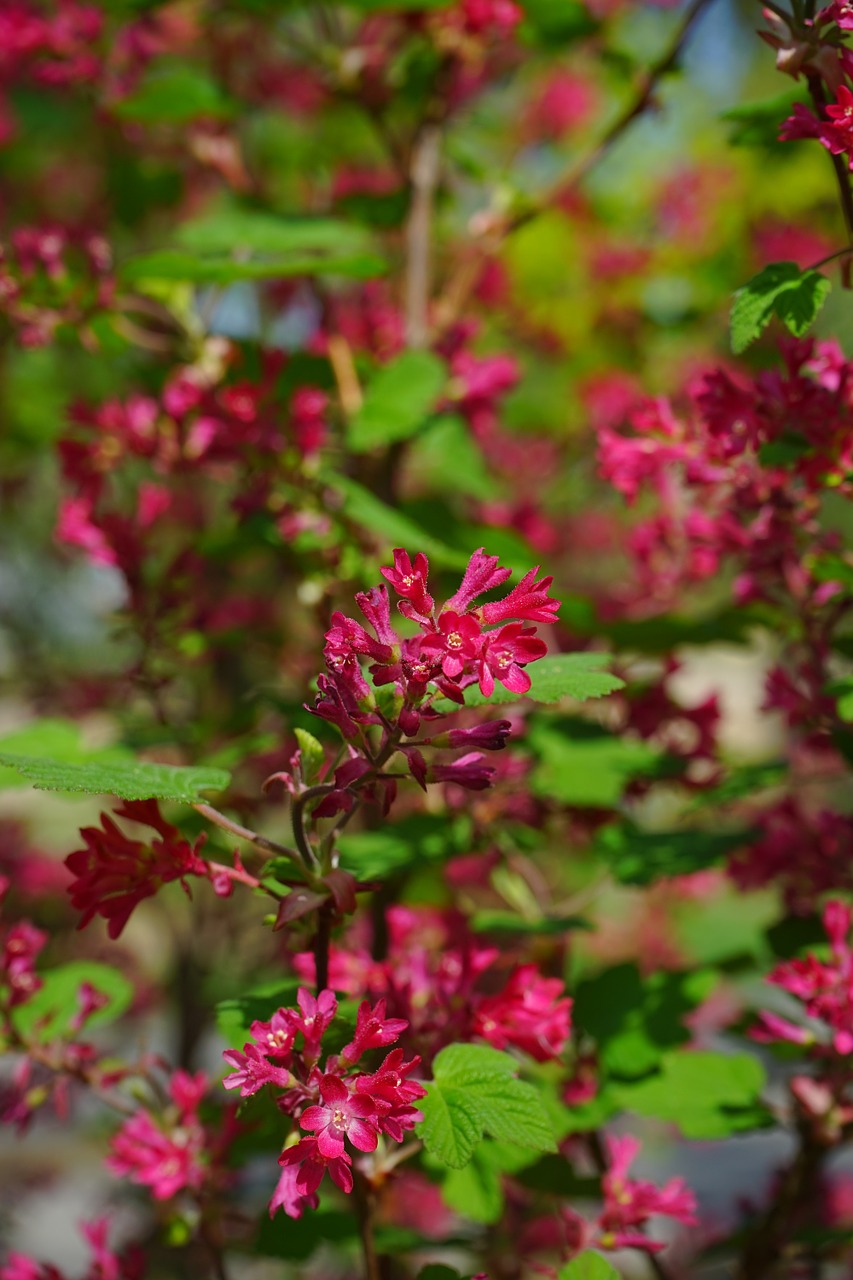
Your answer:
0;1218;143;1280
64;799;257;941
754;899;853;1056
565;1135;697;1254
0;1;102;92
108;1068;237;1203
308;546;558;804
597;337;853;616
0;876;46;1010
773;1;853;168
0;225;114;347
222;988;426;1217
294;905;573;1065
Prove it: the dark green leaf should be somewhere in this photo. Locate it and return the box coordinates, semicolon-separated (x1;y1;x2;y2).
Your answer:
593;821;753;885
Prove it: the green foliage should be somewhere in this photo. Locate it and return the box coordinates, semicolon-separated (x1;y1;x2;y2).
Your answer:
559;1253;622;1280
593;821;754;885
121;208;385;286
528;718;662;808
614;1049;769;1138
417;1044;556;1169
0;753;230;802
731;262;831;354
113;60;235;125
574;964;717;1080
293;727;325;783
11;962;134;1044
338;813;471;880
348;351;447;451
331;475;470;569
722;92;806;148
407;414;499;499
433;653;624;713
438;1140;539;1223
0;719;131;789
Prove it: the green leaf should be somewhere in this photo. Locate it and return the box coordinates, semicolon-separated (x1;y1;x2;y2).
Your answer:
433;653;624;713
574;965;717;1081
614;1050;768;1138
407;414;499;500
440;1151;504;1224
12;962;134;1043
330;475;469;569
338;813;469;880
470;909;590;936
294;728;325;783
559;1252;621;1280
114;60;234;125
120;246;384;286
593;821;753;885
348;351;447;452
417;1043;556;1169
731;262;831;354
0;720;132;790
0;754;230;802
528;719;662;808
722;91;805;148
520;0;598;43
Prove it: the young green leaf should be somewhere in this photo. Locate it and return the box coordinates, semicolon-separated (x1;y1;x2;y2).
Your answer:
731;262;831;354
293;727;325;784
0;754;230;803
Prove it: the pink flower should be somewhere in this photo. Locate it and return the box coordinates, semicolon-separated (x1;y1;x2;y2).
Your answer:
598;1134;698;1250
478;623;547;696
444;547;512;614
480;565;561;626
341;998;409;1064
108;1109;206;1200
380;549;434;620
299;1073;380;1157
420;610;483;679
473;964;572;1061
278;1134;354;1198
222;1043;294;1097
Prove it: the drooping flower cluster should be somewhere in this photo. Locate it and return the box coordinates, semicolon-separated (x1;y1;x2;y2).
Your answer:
563;1135;698;1254
0;876;47;1011
294;906;573;1066
222;988;425;1217
309;546;558;803
108;1068;237;1203
64;799;258;940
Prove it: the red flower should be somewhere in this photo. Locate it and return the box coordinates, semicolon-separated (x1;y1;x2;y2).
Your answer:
64;800;208;939
478;623;547;696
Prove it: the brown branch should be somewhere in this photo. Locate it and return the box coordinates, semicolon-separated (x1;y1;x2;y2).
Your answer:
404;124;442;349
433;0;718;334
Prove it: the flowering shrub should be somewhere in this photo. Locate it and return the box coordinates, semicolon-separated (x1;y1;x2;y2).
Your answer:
4;0;853;1278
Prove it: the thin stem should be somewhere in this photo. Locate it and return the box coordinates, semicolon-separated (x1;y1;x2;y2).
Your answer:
193;803;302;863
735;1125;826;1280
314;903;333;993
291;784;336;869
404;124;442;349
354;1172;382;1280
434;0;718;334
806;73;853;286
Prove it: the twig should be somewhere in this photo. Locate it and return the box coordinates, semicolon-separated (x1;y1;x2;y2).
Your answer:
806;73;853;286
328;333;364;415
433;0;717;334
314;903;333;993
192;803;302;865
404;124;442;349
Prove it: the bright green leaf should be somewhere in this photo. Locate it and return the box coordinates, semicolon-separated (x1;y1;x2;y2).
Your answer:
114;60;234;125
0;754;230;802
559;1252;622;1280
12;962;134;1043
614;1049;768;1138
731;262;831;354
348;351;447;452
528;719;662;808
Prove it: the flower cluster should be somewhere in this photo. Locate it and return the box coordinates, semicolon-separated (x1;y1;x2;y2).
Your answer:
64;799;258;940
0;876;47;1010
0;225;114;348
597;337;853;617
309;546;558;805
223;988;425;1216
564;1135;698;1254
754;899;853;1056
294;906;573;1065
774;1;853;169
730;799;853;911
108;1068;236;1203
